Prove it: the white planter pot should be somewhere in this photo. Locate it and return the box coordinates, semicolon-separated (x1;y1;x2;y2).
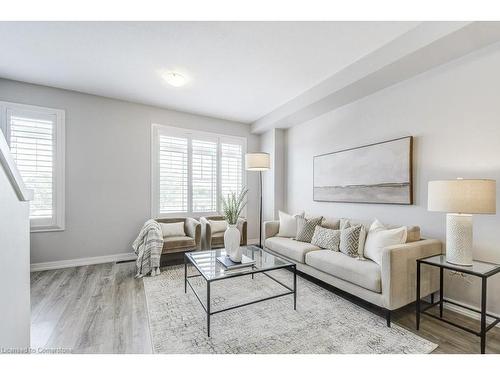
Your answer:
224;224;242;262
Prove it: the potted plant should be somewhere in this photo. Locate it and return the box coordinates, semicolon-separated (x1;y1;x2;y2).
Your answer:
221;188;248;262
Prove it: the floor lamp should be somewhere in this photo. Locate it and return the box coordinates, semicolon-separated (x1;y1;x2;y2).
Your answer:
245;152;271;248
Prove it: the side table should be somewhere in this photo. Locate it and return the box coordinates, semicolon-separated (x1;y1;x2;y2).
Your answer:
416;254;500;354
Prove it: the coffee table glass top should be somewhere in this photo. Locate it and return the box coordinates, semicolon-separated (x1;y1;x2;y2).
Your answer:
185;245;294;280
418;255;500;276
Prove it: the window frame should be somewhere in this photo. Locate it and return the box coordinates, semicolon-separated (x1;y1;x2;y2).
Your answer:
151;123;247;218
0;101;65;232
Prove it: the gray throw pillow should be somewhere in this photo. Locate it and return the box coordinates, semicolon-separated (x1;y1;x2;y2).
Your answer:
296;216;323;243
340;224;362;257
311;226;341;251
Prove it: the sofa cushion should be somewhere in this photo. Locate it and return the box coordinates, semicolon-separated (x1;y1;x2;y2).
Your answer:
405;226;420;242
296;216;323;243
320;218;340;230
277;210;305;238
305;250;382;293
265;237;321;263
364;219;407;265
311;226;340;251
321;217;421;243
339;225;363;257
163;236;195;253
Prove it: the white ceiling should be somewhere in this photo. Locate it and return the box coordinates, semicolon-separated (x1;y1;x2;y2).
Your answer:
0;21;419;123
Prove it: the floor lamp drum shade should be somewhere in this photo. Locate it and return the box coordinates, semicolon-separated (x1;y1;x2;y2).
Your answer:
428;179;496;266
245;152;270;171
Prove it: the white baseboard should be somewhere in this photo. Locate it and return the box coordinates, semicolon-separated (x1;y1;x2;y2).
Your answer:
30;252;137;272
444;298;498;325
31;241;262;272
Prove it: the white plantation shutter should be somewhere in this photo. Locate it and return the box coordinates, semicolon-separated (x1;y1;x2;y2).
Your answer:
158;135;188;213
191;139;217;212
221;142;243;200
9;114;55;219
152;124;246;217
1;101;65;231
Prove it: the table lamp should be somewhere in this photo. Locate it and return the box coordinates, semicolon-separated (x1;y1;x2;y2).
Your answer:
245;152;271;248
428;178;496;265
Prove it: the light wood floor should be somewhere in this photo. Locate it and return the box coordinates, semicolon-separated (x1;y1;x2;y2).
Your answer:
30;261;500;354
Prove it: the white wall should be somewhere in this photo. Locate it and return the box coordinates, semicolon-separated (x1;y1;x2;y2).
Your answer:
261;129;275;221
260;128;286;221
285;42;500;315
0;157;30;348
0;79;260;264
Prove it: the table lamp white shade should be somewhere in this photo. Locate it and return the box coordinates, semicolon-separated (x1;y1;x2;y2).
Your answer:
245;152;270;171
428;179;496;266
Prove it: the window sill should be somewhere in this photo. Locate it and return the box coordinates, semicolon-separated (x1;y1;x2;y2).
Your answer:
155;212;220;219
30;225;65;233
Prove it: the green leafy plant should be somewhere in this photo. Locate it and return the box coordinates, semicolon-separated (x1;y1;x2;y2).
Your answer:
220;188;248;225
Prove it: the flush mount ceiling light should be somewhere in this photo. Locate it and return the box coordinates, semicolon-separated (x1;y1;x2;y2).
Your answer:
162;71;188;87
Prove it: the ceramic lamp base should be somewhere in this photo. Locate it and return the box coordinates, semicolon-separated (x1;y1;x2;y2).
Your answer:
446;213;473;266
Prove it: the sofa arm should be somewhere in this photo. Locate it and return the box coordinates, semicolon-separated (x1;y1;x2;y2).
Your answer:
185;217;201;250
264;220;280;241
381;239;442;310
237;218;247;245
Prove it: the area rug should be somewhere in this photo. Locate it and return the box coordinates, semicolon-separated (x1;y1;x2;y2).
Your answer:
143;265;437;354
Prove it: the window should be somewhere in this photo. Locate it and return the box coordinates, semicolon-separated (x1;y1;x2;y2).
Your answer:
0;101;65;231
152;124;246;217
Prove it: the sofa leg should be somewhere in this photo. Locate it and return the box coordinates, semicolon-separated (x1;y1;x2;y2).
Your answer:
386;310;391;327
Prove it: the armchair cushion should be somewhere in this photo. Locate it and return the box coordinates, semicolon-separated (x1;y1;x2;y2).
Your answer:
211;232;225;247
155;217;201;252
159;222;185;238
209;220;227;233
201;216;247;249
163;236;196;253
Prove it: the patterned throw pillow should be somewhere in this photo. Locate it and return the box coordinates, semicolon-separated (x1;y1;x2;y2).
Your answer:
340;224;363;257
311;226;341;251
295;216;323;243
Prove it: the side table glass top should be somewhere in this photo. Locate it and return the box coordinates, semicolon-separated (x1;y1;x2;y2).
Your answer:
186;245;294;280
419;255;500;276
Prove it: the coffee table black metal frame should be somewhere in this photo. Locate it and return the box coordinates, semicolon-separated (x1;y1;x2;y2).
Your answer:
416;254;500;354
184;246;297;337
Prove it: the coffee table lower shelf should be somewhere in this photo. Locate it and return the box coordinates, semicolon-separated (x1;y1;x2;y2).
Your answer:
184;255;297;337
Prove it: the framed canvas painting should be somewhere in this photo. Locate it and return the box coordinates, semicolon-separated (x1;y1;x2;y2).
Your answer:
313;136;413;204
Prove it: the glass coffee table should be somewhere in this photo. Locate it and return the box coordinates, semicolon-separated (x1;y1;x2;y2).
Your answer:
184;245;297;337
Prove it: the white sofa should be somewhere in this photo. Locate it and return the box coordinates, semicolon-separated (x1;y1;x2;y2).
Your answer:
263;217;441;326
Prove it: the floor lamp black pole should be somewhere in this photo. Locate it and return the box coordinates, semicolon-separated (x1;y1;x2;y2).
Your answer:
259;170;263;248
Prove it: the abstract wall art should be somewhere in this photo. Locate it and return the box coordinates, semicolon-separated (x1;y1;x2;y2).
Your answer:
313;136;413;204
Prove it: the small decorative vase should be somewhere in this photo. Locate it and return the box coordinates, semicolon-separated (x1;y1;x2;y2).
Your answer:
224;224;242;262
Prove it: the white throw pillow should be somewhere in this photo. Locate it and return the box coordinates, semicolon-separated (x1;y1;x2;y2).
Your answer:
364;219;407;265
159;222;185;238
209;220;228;234
277;210;305;238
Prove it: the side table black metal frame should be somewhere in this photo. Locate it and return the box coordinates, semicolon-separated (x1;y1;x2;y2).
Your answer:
416;255;500;354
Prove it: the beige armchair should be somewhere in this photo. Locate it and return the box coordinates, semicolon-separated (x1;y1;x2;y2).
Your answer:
155;217;201;255
200;216;247;250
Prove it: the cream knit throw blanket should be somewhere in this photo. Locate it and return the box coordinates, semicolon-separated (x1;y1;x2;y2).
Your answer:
133;219;163;277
